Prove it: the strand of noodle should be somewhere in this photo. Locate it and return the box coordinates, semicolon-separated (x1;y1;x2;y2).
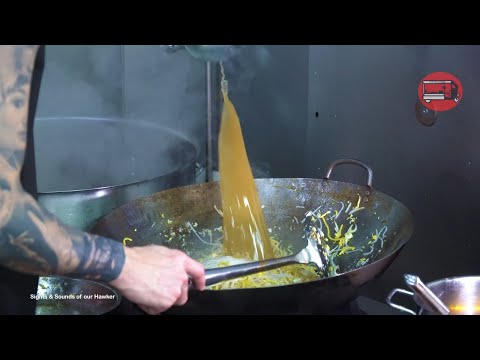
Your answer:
186;221;216;246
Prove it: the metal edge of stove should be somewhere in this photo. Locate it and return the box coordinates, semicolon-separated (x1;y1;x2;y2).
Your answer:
355;296;407;315
106;296;407;315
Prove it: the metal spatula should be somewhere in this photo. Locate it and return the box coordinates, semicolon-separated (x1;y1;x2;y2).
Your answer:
191;214;330;288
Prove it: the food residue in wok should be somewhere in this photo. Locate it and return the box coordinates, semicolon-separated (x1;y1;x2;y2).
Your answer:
200;239;320;290
123;193;389;288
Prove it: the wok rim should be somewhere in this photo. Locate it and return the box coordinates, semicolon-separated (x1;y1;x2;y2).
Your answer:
424;275;480;288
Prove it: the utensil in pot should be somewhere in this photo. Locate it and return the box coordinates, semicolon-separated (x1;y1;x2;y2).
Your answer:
404;274;450;315
185;45;239;62
165;45;241;62
195;215;330;288
387;276;480;315
35;276;121;315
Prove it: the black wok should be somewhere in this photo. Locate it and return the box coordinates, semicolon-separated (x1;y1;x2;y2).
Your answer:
91;159;414;314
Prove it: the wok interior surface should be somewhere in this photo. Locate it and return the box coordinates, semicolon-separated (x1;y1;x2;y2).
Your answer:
91;178;414;314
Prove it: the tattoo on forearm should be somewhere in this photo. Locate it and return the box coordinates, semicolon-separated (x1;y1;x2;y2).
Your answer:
0;45;125;282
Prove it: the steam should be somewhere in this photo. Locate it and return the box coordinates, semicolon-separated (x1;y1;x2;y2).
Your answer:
122;45;206;157
222;45;272;96
34;45;201;192
36;45;122;117
33;45;275;192
220;45;274;178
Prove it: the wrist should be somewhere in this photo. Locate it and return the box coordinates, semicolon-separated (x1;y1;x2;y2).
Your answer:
109;246;134;290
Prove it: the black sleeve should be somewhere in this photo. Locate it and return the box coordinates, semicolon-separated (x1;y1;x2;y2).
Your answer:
20;45;45;199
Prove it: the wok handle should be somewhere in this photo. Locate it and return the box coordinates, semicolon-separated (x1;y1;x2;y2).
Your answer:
324;159;373;189
190;255;298;289
386;288;418;315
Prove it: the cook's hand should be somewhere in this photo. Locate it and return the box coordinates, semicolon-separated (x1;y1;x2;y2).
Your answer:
109;245;206;315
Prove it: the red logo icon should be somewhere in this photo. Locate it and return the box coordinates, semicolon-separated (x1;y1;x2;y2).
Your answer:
417;72;463;112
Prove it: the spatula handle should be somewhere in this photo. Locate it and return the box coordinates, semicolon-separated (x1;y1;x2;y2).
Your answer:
189;255;298;289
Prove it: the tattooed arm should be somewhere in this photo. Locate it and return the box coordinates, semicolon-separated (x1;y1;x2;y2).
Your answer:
0;45;205;314
0;45;125;281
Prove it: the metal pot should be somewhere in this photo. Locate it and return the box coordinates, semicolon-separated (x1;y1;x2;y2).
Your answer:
387;276;480;315
35;276;121;315
34;117;198;231
91;159;414;314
